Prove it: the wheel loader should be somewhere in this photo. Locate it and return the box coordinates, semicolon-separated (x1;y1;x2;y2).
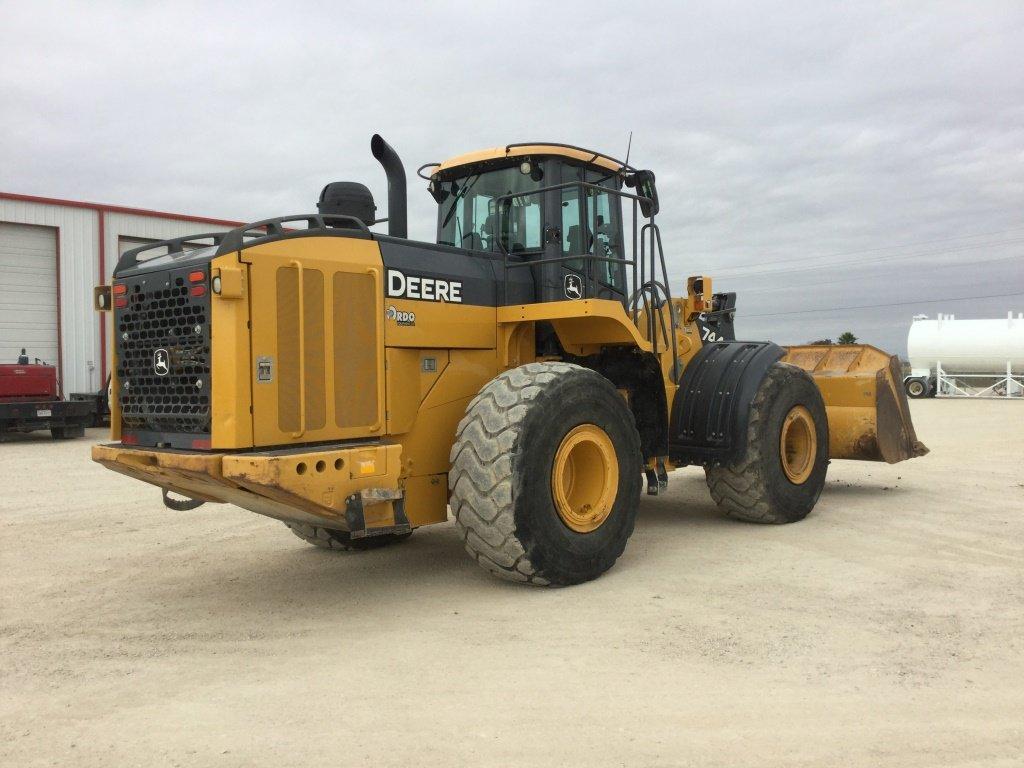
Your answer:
92;135;927;585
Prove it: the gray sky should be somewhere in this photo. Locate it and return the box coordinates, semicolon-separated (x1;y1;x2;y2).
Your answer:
2;0;1022;355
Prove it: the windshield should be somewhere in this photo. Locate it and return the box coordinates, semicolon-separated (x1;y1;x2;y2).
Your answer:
436;166;543;253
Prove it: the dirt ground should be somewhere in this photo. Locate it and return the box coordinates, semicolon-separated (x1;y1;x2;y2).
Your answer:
2;400;1023;767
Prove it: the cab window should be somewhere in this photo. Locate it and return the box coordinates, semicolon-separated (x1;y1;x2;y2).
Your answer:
437;166;543;253
560;165;625;291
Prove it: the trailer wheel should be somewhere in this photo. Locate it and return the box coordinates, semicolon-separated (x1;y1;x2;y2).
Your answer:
284;522;412;551
51;425;85;439
905;378;928;399
449;362;642;586
705;362;828;524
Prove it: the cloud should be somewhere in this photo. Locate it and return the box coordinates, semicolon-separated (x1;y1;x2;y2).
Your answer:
2;0;1021;354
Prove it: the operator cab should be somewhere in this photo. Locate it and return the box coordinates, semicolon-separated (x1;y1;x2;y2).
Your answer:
426;144;647;305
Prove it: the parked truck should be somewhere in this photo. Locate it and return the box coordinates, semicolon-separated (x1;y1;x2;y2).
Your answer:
0;349;94;439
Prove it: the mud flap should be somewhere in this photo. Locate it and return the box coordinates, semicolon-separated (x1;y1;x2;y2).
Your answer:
782;344;929;463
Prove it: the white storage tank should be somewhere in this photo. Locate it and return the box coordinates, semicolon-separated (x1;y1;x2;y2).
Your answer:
908;312;1024;374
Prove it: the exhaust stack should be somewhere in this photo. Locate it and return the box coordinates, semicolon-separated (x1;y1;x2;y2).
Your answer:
370;134;407;239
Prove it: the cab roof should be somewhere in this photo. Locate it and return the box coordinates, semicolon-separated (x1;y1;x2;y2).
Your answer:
432;143;631;177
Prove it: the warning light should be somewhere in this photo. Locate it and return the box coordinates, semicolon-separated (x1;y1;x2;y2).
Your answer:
190;285;206;297
115;297;128;309
188;271;205;283
112;283;128;295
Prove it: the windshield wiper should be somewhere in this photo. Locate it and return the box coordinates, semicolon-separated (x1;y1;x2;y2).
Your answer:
441;174;480;229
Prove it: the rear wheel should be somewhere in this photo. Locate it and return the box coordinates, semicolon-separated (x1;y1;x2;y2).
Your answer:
449;362;642;586
284;522;412;551
905;378;928;399
705;362;829;524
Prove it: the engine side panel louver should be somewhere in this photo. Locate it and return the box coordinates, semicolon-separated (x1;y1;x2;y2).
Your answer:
275;266;326;434
334;271;378;428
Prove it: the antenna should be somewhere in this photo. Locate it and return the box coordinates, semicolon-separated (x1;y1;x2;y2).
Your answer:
623;131;633;168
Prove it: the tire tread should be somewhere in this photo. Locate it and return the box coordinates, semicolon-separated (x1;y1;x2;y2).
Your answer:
705;362;820;524
449;362;616;586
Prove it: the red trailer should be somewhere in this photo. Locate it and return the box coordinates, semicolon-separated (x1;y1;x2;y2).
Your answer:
0;350;94;439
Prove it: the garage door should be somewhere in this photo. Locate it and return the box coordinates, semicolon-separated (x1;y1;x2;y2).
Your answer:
0;222;59;367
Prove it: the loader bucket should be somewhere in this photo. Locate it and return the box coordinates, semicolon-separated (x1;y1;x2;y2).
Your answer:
782;344;928;463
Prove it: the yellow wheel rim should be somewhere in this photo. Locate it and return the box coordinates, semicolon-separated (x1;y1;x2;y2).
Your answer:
780;405;817;484
551;424;619;533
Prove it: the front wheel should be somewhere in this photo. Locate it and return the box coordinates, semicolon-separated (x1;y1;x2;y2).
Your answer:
449;362;642;586
705;362;829;524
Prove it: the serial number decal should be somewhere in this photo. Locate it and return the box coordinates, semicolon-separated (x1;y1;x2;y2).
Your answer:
387;269;463;303
256;356;274;383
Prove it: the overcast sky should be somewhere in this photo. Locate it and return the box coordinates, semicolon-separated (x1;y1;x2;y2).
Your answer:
2;0;1022;355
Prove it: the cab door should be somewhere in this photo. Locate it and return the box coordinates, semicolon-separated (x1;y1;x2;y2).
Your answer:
544;164;628;305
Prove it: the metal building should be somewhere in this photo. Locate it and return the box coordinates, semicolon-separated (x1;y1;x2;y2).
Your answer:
0;192;239;395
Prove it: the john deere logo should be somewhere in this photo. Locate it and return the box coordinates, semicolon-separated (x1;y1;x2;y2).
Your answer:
153;348;170;376
564;274;583;300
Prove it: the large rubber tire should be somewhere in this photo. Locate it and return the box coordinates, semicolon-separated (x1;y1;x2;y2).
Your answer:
284;522;412;551
704;362;829;524
449;362;642;586
905;378;928;399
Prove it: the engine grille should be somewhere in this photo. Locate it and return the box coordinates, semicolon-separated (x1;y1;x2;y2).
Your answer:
115;266;211;436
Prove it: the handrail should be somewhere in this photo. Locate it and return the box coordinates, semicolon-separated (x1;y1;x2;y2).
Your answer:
640;223;680;380
493;181;653;305
114;213;371;275
115;231;228;274
494;180;654;210
217;213;370;254
505;254;636;269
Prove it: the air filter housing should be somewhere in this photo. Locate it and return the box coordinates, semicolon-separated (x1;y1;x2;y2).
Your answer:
317;182;376;226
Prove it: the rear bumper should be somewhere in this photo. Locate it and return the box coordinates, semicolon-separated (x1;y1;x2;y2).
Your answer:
0;399;95;433
91;441;407;532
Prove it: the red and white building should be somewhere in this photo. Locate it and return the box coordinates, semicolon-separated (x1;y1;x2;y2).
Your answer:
0;193;239;394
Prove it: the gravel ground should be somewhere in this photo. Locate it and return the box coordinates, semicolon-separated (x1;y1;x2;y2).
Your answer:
2;399;1023;767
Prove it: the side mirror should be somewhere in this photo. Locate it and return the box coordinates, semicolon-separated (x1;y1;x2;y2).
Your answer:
626;170;659;218
428;179;449;204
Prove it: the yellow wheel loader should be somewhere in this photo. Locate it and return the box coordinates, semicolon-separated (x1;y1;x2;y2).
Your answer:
93;135;927;585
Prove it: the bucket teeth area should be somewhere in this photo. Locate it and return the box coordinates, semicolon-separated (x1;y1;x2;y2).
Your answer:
783;344;928;463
